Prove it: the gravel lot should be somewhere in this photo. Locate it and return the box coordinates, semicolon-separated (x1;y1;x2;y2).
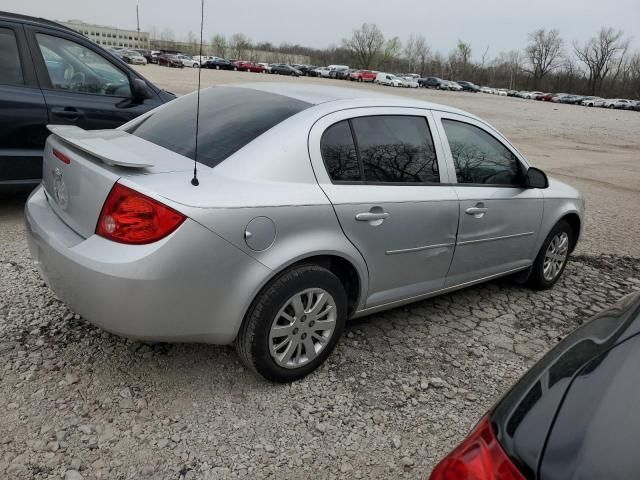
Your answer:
1;66;639;479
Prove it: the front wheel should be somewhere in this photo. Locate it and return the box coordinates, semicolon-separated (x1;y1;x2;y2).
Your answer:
235;264;347;382
527;220;572;290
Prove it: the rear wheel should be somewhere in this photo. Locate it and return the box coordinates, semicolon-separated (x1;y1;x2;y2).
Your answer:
527;220;572;290
235;264;347;382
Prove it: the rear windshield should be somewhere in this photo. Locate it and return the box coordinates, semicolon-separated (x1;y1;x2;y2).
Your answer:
126;87;311;167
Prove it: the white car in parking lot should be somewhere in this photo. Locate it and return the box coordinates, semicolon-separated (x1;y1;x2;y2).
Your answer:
313;66;332;78
177;54;200;68
376;72;404;87
603;99;631;109
401;77;420;88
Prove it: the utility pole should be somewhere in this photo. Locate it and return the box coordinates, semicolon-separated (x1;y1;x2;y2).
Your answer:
136;4;141;48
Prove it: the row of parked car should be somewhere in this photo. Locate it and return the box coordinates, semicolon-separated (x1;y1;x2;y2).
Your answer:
492;90;640;110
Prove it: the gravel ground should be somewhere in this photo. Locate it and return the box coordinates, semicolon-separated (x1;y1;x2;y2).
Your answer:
2;67;640;479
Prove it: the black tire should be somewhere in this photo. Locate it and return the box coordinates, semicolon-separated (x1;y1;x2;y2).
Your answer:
235;264;347;382
527;220;573;290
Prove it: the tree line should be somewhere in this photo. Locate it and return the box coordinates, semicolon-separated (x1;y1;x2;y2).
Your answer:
148;23;639;99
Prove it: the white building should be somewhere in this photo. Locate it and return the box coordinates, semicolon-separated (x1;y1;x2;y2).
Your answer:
59;20;150;49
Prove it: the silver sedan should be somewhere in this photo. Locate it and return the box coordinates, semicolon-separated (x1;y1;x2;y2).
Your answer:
25;83;584;382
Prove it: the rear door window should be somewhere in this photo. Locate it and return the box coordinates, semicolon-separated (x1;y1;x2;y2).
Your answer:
351;115;440;183
127;87;311;167
320;120;360;182
0;27;24;85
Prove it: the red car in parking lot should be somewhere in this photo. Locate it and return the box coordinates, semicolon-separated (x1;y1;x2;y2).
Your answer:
235;61;265;73
350;70;377;82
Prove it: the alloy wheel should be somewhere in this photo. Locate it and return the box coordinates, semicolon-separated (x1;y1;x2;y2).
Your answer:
268;288;337;369
543;232;569;281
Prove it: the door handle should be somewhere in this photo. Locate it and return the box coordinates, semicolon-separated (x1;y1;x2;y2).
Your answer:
466;203;488;218
51;107;82;120
355;212;389;221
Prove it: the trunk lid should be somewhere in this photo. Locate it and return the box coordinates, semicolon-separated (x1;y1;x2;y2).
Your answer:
42;126;191;238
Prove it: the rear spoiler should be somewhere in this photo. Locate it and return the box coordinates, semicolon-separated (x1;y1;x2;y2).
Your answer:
47;125;154;168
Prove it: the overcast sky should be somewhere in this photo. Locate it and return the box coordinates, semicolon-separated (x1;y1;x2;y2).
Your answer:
3;0;638;59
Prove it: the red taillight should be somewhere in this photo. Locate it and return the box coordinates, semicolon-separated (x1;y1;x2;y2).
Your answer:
96;183;186;245
53;149;71;164
429;416;525;480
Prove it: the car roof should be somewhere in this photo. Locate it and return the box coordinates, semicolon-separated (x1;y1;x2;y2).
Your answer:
0;10;77;34
231;82;476;118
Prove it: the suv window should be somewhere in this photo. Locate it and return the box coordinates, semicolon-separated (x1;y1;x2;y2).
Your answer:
36;33;131;97
320;120;360;182
0;28;23;85
127;87;310;168
442;119;523;186
352;116;439;183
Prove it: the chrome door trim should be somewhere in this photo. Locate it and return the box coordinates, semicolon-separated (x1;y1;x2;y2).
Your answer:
352;264;531;317
385;242;455;255
457;231;535;246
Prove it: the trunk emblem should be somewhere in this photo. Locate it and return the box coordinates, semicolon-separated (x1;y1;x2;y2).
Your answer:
52;167;68;209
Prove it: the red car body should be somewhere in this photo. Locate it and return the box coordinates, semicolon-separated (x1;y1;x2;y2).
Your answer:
350;70;377;82
235;61;265;73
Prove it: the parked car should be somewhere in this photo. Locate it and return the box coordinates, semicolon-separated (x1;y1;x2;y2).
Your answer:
327;64;349;76
626;100;640;111
133;49;154;64
238;61;266;73
401;76;420;88
430;291;640;480
192;55;211;64
456;81;480;92
256;62;271;73
176;54;200;68
375;72;404;87
25;83;582;381
313;66;332;78
158;54;184;68
581;96;601;106
507;90;519;96
121;49;147;65
559;94;586;105
0;11;175;187
270;64;302;76
292;64;316;76
106;47;123;59
329;66;350;79
149;50;161;64
524;91;544;99
551;93;569;103
350;70;377;82
497;88;509;96
480;86;492;94
202;58;236;70
604;98;632;109
420;76;445;89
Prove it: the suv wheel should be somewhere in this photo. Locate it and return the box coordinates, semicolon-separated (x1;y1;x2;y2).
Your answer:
235;264;347;382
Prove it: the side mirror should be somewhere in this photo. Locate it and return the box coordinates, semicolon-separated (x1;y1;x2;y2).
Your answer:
525;166;549;189
131;78;154;102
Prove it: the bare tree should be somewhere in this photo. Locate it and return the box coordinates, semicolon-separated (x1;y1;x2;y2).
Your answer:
159;27;174;49
380;36;402;71
211;34;227;58
574;28;629;95
341;23;385;68
525;28;563;88
456;40;472;78
414;36;431;76
229;33;251;59
404;34;418;72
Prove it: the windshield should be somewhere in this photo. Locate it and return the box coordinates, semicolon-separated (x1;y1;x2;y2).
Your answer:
127;87;311;168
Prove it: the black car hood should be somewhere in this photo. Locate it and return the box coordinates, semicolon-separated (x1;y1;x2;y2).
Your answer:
490;292;640;479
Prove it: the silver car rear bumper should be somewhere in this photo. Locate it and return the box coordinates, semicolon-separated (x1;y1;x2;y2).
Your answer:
25;186;271;344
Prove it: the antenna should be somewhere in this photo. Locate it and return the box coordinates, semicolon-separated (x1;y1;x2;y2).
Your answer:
191;0;205;186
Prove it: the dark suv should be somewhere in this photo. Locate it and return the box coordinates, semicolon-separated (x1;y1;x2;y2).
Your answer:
419;76;445;89
0;11;175;187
